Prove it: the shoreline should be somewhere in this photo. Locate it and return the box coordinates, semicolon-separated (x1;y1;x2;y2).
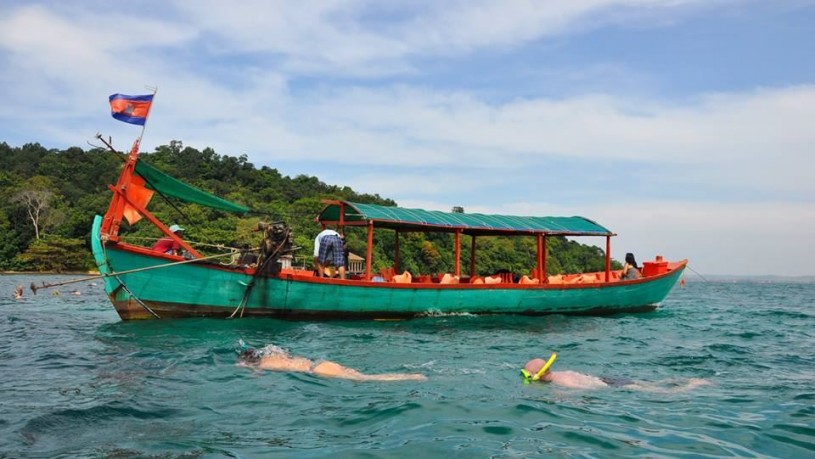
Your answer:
1;271;100;276
3;271;812;283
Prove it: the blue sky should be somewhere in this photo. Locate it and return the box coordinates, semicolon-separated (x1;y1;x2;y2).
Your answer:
1;0;813;276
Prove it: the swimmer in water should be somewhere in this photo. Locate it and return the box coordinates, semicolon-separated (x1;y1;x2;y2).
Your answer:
238;345;427;382
14;285;23;300
522;354;710;393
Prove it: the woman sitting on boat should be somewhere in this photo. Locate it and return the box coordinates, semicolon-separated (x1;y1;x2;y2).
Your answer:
151;224;185;256
239;344;426;382
621;252;642;280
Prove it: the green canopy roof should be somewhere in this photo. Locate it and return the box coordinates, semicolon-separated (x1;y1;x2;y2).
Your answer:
135;161;249;214
318;201;612;236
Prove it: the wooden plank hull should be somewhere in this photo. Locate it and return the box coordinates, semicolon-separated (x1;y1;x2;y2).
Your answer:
91;216;685;320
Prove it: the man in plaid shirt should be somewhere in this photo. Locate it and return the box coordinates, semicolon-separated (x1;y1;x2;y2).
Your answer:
314;228;346;279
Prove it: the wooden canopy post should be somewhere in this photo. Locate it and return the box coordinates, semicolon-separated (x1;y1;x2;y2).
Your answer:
542;235;548;282
536;233;544;280
454;230;461;277
470;235;477;277
365;221;374;280
605;235;611;282
338;201;345;234
395;231;400;273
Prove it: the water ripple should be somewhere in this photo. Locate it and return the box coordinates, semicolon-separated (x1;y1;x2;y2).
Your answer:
1;276;814;458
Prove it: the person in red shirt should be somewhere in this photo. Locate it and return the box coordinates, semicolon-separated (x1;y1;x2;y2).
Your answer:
151;224;185;255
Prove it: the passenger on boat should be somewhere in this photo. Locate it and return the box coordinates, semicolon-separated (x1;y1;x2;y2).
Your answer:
238;345;426;382
151;224;185;256
522;357;709;393
620;252;642;280
391;270;412;283
439;273;459;284
313;229;345;279
494;269;519;283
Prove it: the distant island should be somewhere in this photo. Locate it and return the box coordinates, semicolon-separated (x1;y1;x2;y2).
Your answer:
0;141;621;275
683;274;815;283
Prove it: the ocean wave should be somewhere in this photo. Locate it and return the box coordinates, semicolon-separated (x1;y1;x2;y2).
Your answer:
417;309;478;318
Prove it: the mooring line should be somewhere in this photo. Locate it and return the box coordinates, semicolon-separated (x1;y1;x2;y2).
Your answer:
229;228;291;319
112;274;161;319
30;249;258;293
686;264;709;282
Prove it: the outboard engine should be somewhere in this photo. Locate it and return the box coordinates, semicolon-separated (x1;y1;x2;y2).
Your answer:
255;221;293;275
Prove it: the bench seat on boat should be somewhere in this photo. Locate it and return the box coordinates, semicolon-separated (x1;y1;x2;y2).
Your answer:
439;273;460;284
392;271;412;283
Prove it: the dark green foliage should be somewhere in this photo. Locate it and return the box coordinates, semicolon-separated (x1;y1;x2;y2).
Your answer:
0;141;618;274
14;236;93;273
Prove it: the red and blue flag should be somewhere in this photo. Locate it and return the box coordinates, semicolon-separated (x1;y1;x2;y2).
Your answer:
109;93;154;125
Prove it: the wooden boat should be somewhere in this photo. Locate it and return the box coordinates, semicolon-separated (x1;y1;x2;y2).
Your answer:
90;140;686;320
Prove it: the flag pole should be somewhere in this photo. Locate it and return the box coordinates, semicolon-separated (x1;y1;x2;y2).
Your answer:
129;85;157;156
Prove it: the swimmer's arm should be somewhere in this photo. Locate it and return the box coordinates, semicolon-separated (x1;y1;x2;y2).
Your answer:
311;361;427;381
546;371;608;389
256;356;313;373
622;378;712;393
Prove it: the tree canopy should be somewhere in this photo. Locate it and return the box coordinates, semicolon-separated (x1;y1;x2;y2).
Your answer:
0;141;621;275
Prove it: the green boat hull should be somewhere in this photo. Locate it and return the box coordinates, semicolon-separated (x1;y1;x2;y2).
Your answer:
91;216;685;320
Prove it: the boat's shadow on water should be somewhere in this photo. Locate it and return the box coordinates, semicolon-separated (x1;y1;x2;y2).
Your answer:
93;308;677;345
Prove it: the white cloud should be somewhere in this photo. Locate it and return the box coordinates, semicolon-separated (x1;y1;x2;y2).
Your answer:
245;85;814;199
573;200;815;277
0;0;811;276
167;0;717;73
0;5;194;76
432;199;815;277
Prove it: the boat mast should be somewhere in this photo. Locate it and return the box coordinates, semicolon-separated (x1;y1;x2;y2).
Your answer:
101;87;157;240
100;137;142;240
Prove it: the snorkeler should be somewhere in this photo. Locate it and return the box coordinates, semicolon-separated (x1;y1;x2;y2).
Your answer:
238;344;427;382
522;353;710;393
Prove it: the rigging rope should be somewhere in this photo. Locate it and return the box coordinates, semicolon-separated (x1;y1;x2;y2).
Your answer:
686;264;709;282
30;248;258;293
229;225;292;319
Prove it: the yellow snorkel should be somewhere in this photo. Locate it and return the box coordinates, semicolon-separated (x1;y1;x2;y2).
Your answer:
534;352;557;380
521;352;557;383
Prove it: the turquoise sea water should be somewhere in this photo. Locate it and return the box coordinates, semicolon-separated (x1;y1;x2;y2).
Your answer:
1;274;813;458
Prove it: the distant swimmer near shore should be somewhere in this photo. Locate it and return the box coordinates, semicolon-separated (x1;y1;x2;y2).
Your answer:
523;354;710;393
14;285;23;300
238;343;427;382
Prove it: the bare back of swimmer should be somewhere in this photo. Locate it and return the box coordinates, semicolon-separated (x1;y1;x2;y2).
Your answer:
239;347;427;382
524;358;710;393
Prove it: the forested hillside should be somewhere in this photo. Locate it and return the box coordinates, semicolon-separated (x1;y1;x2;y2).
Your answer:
0;141;620;275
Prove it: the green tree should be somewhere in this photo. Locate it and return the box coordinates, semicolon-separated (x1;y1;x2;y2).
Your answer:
14;235;93;273
11;177;58;240
0;141;620;274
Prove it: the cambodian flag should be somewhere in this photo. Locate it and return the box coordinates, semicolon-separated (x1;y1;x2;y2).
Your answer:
109;93;154;125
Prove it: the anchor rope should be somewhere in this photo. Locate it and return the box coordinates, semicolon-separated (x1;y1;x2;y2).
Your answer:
31;247;259;293
229;227;292;319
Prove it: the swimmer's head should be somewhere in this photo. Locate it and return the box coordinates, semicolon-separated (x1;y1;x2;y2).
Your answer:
236;341;287;364
521;352;557;382
239;348;261;363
